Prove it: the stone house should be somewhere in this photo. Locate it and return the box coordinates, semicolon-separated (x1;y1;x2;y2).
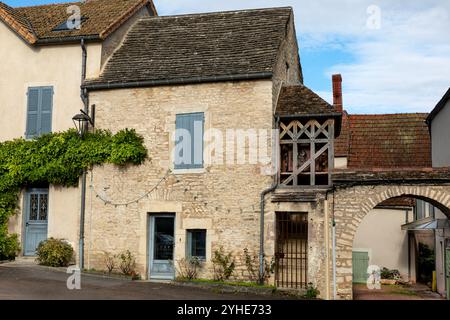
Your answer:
2;0;450;300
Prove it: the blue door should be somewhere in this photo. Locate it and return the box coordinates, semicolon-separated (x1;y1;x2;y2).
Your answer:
24;189;49;256
148;215;175;280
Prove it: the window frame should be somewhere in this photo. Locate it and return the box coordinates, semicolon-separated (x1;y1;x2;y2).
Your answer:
174;112;205;170
25;86;53;139
186;229;207;261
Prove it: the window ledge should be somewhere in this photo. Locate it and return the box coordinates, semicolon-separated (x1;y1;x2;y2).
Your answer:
173;168;206;175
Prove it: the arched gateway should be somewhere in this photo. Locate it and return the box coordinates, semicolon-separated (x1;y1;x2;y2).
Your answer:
332;169;450;299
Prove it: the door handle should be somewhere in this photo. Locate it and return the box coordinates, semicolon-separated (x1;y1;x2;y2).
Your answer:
26;222;30;227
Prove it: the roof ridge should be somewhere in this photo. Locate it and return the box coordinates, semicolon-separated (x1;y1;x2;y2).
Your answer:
138;6;292;20
14;1;79;9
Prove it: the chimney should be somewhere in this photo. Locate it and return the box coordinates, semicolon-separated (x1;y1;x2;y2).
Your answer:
332;74;343;113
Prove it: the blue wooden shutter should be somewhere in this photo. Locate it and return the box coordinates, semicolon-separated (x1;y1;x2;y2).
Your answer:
26;87;53;138
175;113;204;169
40;87;53;135
26;88;40;138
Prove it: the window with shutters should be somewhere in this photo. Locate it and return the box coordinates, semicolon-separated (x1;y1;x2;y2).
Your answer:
174;112;204;170
26;87;53;139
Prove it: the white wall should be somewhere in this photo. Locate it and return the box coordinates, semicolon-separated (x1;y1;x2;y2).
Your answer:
431;100;450;167
354;208;412;279
0;20;102;258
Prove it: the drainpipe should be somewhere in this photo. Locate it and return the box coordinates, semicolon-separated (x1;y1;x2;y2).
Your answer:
79;38;88;270
259;116;280;284
332;190;337;300
259;184;277;284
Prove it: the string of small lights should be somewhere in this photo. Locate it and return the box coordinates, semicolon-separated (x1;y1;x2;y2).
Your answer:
90;169;262;212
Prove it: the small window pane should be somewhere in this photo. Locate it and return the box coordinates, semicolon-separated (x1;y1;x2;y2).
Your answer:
187;229;206;259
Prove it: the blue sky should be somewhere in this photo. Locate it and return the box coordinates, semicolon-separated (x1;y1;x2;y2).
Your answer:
4;0;450;114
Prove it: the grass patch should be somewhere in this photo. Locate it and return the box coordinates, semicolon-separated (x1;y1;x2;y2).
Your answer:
178;278;276;290
383;285;418;296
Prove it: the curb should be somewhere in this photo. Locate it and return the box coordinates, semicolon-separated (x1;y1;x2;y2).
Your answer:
173;281;304;298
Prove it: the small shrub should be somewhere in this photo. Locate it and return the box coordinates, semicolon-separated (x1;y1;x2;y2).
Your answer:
177;257;202;280
212;247;235;281
304;283;320;299
243;248;274;284
380;267;401;280
36;238;74;267
0;232;20;261
119;250;136;276
104;252;117;274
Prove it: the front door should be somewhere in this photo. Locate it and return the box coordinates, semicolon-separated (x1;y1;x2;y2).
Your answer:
24;189;49;256
149;215;175;280
352;251;370;284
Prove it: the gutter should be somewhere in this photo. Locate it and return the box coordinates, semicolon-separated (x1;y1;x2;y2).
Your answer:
35;35;101;46
82;72;273;91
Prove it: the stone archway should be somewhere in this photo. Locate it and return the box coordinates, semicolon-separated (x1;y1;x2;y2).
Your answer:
332;184;450;299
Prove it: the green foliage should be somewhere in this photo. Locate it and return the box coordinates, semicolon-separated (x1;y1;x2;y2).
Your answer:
304;283;320;299
0;227;20;261
418;243;435;283
380;267;401;280
243;248;274;285
119;250;136;276
212;246;236;281
0;129;147;261
36;238;74;267
177;257;202;280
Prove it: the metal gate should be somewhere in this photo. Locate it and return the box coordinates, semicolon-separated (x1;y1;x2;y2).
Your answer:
275;212;308;288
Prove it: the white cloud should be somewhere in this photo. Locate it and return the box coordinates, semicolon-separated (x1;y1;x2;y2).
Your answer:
153;0;450;113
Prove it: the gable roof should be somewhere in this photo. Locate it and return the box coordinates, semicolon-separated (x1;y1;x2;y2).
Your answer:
276;84;341;117
336;113;432;169
83;7;294;89
0;0;155;45
426;87;450;124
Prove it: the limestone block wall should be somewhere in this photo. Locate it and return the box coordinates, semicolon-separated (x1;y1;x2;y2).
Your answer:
85;80;276;281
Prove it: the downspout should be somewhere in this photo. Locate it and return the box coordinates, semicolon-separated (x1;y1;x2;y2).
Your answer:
79;38;88;270
332;188;337;300
259;116;280;284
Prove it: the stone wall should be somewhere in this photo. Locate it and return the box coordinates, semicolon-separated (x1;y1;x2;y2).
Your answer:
86;80;276;281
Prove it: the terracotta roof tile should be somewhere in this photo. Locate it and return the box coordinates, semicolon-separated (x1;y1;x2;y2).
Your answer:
0;0;154;44
336;113;431;169
84;7;293;87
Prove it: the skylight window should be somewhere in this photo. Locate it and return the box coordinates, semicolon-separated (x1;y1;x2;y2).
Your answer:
52;16;88;32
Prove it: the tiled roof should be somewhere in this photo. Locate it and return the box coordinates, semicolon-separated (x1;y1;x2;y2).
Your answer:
336;113;431;169
335;111;349;157
276;84;341;117
83;7;294;88
333;167;450;185
0;0;155;44
377;196;416;208
0;2;36;43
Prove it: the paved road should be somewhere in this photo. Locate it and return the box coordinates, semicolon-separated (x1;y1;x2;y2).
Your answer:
0;262;284;300
353;284;444;300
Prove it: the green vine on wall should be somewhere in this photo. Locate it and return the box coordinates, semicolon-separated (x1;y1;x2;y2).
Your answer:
0;129;147;260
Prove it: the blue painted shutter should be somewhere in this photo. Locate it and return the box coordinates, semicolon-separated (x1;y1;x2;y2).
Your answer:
175;113;204;169
40;87;53;135
26;88;40;138
26;87;53;138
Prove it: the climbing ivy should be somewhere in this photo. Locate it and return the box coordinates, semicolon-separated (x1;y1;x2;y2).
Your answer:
0;129;147;260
